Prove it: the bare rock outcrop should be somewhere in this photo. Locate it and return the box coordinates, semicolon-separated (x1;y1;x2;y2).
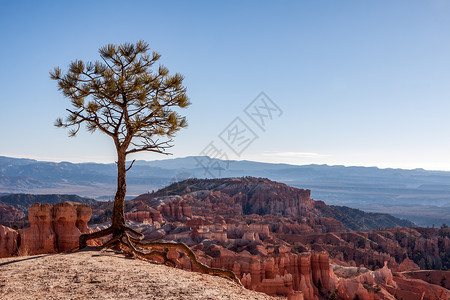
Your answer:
126;209;163;224
177;248;336;300
393;257;420;272
53;202;91;252
18;203;56;255
383;274;450;300
401;270;450;289
18;202;93;255
0;224;18;257
0;203;25;223
159;199;193;220
125;197;192;223
134;178;316;220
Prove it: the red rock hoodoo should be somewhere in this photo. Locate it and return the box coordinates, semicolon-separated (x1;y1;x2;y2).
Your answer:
18;202;94;255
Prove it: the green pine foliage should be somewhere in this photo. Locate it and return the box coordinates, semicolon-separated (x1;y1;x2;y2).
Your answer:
50;40;190;155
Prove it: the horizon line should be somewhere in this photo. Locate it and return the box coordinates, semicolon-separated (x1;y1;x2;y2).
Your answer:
1;154;449;173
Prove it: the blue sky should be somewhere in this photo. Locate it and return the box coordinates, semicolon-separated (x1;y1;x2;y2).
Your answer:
1;1;450;170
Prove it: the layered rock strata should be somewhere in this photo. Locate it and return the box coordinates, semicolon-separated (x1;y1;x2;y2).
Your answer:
18;202;93;255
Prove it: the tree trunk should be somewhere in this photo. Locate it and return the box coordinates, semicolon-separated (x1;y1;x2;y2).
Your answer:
112;150;126;230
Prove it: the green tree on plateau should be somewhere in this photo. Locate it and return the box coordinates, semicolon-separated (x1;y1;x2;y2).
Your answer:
51;41;239;283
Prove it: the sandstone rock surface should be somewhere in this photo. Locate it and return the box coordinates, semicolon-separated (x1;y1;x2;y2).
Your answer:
18;203;56;255
18;202;93;255
0;224;18;257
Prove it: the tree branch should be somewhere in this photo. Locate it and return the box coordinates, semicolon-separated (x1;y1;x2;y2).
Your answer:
66;109;115;137
125;159;136;172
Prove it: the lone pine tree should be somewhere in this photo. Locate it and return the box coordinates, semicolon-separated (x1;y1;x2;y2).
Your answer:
51;41;239;283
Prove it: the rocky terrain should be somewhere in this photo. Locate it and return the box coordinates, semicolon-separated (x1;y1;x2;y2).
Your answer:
120;177;414;231
0;249;277;300
0;202;25;224
1;177;449;299
1;155;450;227
280;226;450;272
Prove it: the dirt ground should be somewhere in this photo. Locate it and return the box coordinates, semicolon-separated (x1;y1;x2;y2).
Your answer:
0;248;278;300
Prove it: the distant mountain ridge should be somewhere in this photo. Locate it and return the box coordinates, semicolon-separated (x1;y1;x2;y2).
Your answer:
1;155;449;226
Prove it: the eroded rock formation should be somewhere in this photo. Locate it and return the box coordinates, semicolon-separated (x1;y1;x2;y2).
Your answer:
18;202;93;255
280;227;450;273
125;197;192;223
3;177;450;299
0;203;25;223
177;248;336;299
0;224;18;257
102;177;450;298
19;203;56;255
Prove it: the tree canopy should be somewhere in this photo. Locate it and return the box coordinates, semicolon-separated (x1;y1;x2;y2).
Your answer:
51;40;190;156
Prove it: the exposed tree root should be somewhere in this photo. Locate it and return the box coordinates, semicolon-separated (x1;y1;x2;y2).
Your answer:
78;225;241;285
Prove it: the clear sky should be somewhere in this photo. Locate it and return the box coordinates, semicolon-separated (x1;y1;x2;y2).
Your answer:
1;0;450;170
